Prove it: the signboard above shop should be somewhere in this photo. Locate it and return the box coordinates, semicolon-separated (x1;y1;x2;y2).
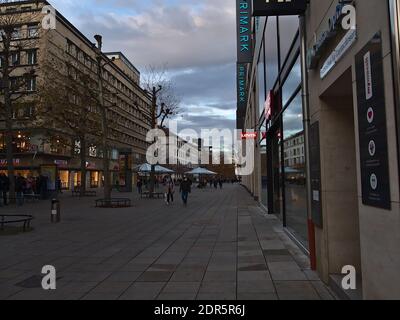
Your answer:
236;0;253;63
253;0;307;16
241;132;258;140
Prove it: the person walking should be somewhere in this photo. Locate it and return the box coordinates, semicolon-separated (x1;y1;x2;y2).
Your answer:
0;173;4;207
165;177;175;205
219;178;223;190
56;176;63;194
0;173;10;206
26;176;33;195
15;174;26;207
180;176;192;206
137;179;143;195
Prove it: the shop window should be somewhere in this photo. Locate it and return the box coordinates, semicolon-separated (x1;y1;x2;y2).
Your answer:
257;41;266;116
264;17;279;92
282;91;308;247
260;120;268;207
278;16;299;65
282;56;301;107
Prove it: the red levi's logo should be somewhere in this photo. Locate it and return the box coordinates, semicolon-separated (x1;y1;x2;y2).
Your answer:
241;132;258;140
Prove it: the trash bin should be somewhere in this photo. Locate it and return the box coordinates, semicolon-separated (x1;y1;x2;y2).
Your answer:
51;199;61;223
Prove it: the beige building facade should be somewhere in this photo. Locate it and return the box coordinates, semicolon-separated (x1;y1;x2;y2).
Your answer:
238;0;400;299
0;0;151;190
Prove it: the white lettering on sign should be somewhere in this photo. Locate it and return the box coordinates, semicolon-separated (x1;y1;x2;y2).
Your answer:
320;28;357;79
364;52;373;100
241;132;258;140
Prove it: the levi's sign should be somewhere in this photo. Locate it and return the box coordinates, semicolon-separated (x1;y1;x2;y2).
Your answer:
253;0;307;16
241;132;258;140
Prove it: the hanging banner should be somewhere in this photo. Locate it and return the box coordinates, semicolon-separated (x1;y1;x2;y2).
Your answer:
236;0;252;63
253;0;307;16
355;32;391;210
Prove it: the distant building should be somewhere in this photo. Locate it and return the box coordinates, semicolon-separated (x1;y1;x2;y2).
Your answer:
283;132;305;168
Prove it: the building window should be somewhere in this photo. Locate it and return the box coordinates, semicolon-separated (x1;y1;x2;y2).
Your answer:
27;77;37;91
11;27;21;40
27;50;37;65
67;41;74;54
28;25;39;38
11;52;20;66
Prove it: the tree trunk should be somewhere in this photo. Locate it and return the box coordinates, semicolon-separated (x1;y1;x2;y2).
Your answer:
80;137;87;197
149;87;157;197
3;40;15;203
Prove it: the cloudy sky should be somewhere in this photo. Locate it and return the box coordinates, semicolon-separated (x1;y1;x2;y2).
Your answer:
50;0;237;135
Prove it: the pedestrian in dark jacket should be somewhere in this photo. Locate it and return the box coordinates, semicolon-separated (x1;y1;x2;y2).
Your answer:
0;174;3;207
0;173;10;206
15;174;26;206
137;179;143;195
179;176;192;206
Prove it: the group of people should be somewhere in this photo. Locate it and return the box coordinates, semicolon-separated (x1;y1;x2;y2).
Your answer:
0;173;52;207
136;176;193;206
209;178;225;190
164;176;192;206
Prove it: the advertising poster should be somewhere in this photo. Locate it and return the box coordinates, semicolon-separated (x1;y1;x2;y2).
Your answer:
40;164;57;191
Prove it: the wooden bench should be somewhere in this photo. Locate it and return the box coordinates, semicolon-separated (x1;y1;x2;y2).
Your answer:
0;215;34;232
23;194;41;203
72;190;97;198
140;192;165;199
95;198;131;208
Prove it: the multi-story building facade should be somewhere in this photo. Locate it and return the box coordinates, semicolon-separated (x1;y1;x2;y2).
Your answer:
284;132;305;168
237;0;400;299
0;0;151;190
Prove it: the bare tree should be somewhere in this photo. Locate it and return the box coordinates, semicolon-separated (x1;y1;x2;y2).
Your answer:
0;1;43;200
141;64;181;127
37;47;103;197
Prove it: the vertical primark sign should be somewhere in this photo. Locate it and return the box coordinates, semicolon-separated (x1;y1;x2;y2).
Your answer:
236;0;252;126
236;0;252;63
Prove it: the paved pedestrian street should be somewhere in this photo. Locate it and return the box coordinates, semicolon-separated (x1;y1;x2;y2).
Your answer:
0;185;337;300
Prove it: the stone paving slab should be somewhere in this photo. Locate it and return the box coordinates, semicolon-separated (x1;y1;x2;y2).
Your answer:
0;185;337;300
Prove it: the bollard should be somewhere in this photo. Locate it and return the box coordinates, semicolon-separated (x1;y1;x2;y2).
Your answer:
51;199;61;223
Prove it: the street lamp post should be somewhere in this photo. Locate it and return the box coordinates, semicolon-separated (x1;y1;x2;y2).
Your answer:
148;86;162;197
